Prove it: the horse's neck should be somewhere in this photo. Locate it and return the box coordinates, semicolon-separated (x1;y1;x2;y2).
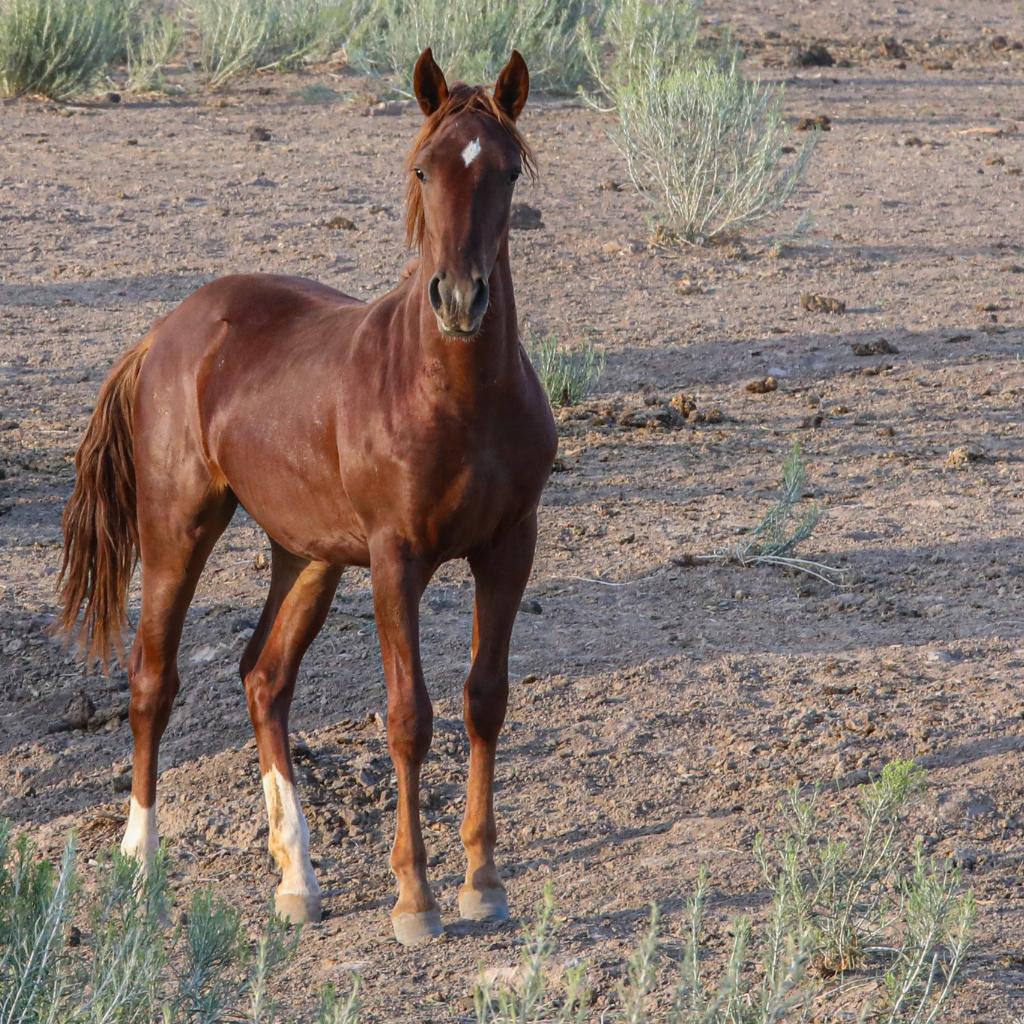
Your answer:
406;246;521;389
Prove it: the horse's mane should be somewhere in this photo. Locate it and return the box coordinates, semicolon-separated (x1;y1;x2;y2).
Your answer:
405;83;537;250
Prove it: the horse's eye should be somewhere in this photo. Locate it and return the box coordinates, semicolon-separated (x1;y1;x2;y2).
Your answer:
510;170;520;183
415;168;425;181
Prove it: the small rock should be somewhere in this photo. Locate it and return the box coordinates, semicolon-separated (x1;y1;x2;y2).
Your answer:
879;37;908;59
189;645;221;664
945;445;984;468
66;691;96;730
326;215;356;230
248;125;271;142
361;101;404;117
510;203;543;230
851;339;898;356
796;114;832;131
801;293;845;314
519;599;542;615
790;44;834;67
670;392;696;415
745;376;778;394
950;847;978;871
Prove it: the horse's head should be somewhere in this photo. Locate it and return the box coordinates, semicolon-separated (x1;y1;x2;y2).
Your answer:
406;48;534;339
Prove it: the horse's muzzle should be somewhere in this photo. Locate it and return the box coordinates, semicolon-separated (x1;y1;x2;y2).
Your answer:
429;271;489;337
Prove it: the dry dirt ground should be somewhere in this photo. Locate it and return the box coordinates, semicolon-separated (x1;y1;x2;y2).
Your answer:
2;1;1024;1020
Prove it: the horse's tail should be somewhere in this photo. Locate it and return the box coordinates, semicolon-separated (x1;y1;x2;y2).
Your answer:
56;336;152;669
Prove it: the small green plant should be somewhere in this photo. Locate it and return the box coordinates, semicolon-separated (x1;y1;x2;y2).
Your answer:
757;760;975;1024
477;764;973;1024
525;332;605;408
474;880;589;1023
293;81;340;104
0;820;358;1024
694;442;841;583
0;0;130;99
126;13;181;93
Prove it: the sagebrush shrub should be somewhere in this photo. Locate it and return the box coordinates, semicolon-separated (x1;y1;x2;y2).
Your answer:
189;0;342;87
348;0;596;94
0;0;130;98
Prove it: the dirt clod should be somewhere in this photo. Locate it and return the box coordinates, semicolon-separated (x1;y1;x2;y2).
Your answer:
790;44;835;67
65;692;96;731
801;293;846;313
510;203;544;230
945;445;985;468
851;339;899;356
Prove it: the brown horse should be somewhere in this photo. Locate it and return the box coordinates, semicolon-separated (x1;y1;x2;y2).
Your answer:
56;48;557;946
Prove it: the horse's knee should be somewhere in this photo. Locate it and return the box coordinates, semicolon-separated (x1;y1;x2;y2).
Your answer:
128;663;178;730
387;692;433;764
244;668;285;729
464;677;508;744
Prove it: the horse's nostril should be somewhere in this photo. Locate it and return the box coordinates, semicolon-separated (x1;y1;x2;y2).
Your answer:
428;274;443;313
470;277;489;316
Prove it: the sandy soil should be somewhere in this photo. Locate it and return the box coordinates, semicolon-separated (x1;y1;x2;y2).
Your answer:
2;1;1024;1019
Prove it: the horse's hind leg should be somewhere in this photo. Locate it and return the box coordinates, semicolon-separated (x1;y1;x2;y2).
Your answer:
122;488;237;862
459;515;537;921
242;544;341;923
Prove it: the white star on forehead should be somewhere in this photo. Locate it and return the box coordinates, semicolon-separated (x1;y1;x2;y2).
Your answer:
461;137;482;167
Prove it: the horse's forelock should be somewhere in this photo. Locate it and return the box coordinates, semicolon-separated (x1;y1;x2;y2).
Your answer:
405;84;536;250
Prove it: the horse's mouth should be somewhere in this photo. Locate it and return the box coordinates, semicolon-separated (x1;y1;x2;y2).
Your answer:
436;317;483;340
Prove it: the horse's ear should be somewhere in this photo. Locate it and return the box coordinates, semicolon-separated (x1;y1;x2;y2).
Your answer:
414;47;448;116
494;50;529;121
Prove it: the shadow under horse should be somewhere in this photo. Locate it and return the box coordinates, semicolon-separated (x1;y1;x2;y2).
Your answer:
56;48;556;946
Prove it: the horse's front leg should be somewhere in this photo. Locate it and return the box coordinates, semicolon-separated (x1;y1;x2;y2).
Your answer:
459;514;538;921
370;539;440;945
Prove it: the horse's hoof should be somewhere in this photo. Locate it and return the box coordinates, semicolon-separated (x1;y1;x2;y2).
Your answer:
459;887;510;922
392;909;443;945
275;892;322;925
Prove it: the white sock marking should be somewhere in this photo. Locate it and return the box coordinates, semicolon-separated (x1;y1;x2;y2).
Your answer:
461;137;482;167
262;766;321;899
121;796;158;862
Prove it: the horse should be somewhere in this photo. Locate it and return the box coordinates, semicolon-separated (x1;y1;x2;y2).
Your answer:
56;48;557;946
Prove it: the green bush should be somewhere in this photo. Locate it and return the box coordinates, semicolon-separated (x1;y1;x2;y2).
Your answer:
477;762;974;1024
0;821;358;1024
126;12;182;93
614;57;818;244
0;0;130;99
525;332;605;408
582;0;815;245
190;0;347;87
347;0;596;94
